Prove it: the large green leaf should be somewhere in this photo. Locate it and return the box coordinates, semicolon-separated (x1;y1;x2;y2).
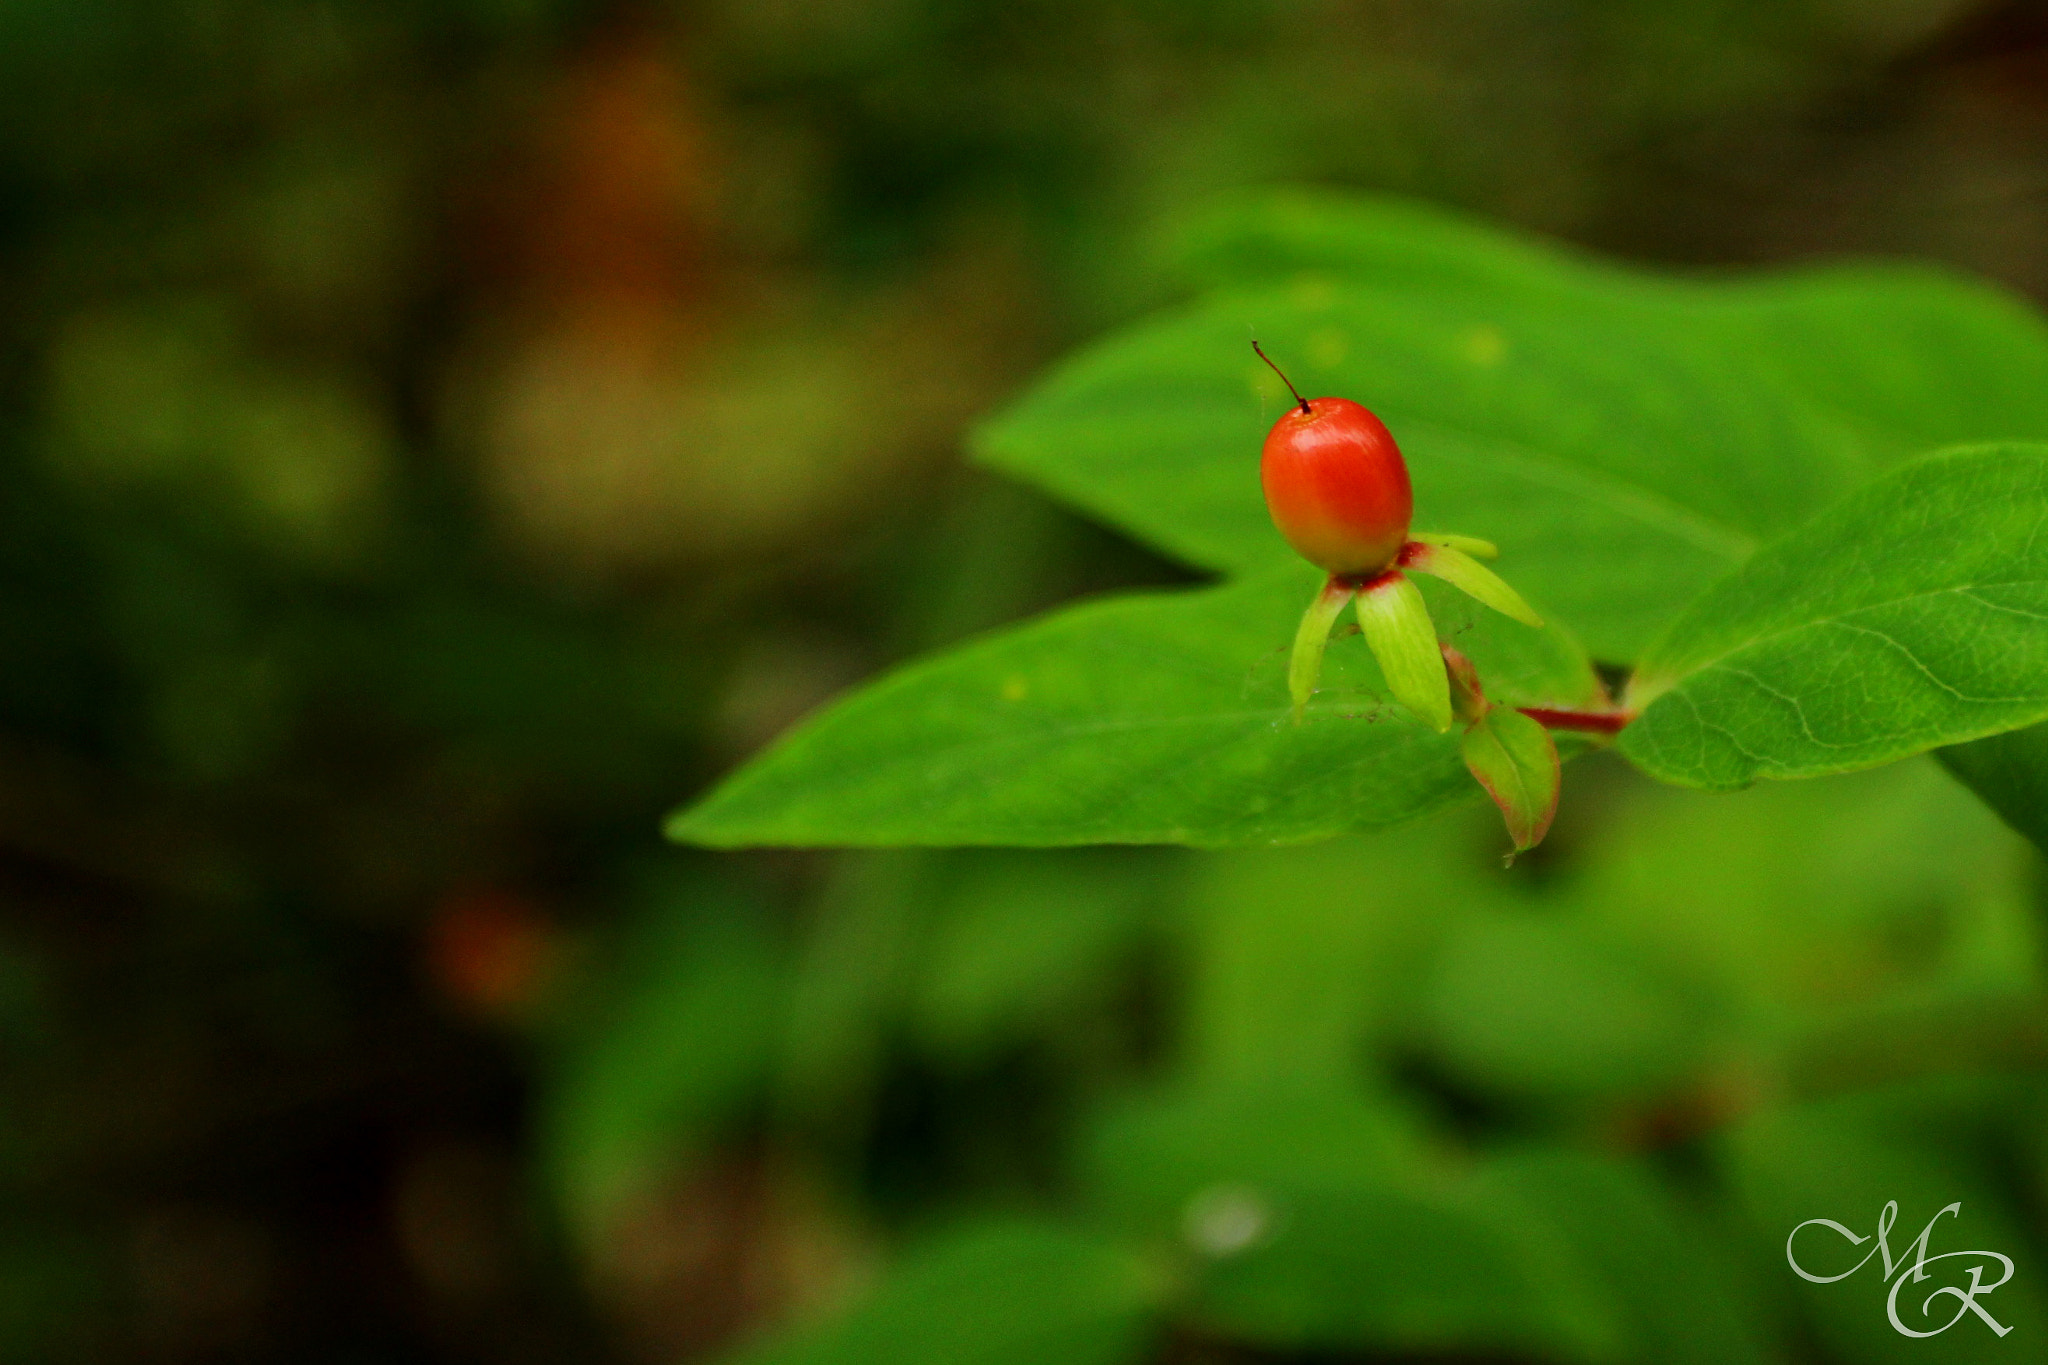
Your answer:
1173;189;2048;463
984;194;2048;662
976;282;1837;662
673;564;1598;849
1620;445;2048;789
725;1219;1158;1365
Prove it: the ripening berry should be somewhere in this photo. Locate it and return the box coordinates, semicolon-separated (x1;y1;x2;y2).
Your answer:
1259;393;1412;578
1251;343;1575;859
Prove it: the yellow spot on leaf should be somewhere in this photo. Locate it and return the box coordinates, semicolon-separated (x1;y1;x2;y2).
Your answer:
1290;274;1336;310
1307;327;1348;368
1464;324;1507;366
1000;676;1029;702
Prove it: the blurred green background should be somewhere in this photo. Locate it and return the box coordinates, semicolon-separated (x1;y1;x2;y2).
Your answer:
3;1;2048;1361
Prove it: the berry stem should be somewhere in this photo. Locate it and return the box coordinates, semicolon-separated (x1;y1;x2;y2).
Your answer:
1252;341;1311;415
1517;706;1634;736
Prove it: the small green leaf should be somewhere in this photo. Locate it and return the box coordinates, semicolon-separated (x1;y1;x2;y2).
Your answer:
1939;719;2048;854
726;1219;1158;1365
1621;445;2048;789
1460;707;1560;852
1355;573;1452;733
671;565;1600;849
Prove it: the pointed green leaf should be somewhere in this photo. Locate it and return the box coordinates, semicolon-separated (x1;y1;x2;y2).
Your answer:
979;193;2048;662
671;566;1600;849
1620;445;2048;790
1460;708;1560;852
1355;573;1451;733
1404;541;1544;628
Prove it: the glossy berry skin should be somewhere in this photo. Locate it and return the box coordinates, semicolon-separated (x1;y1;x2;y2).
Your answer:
1260;397;1413;577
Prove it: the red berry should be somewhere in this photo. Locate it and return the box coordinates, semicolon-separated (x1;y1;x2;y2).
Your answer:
1260;396;1413;577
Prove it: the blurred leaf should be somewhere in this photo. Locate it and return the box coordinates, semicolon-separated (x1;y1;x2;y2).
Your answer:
672;564;1599;849
911;851;1167;1066
1186;1173;1626;1362
541;880;784;1241
1722;1080;2048;1362
1473;1149;1784;1365
727;1218;1158;1365
1178;822;1497;1082
1622;446;2048;789
1077;1082;1425;1242
1423;911;1719;1104
1564;758;2040;1054
778;852;938;1128
1939;719;2048;855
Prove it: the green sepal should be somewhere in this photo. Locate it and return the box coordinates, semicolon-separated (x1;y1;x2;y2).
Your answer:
1355;573;1451;733
1403;542;1544;629
1288;578;1357;723
1460;708;1561;855
1408;530;1499;561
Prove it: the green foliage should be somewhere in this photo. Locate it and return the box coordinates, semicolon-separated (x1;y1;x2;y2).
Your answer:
1724;1078;2048;1361
674;191;2048;852
729;1219;1160;1365
1422;913;1718;1103
541;878;786;1242
1471;1151;1781;1365
674;565;1599;848
1623;446;2048;789
1459;706;1560;853
981;194;2048;661
1939;719;2048;851
1185;1173;1627;1362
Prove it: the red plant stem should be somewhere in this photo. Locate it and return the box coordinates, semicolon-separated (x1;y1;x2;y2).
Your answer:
1518;706;1634;735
